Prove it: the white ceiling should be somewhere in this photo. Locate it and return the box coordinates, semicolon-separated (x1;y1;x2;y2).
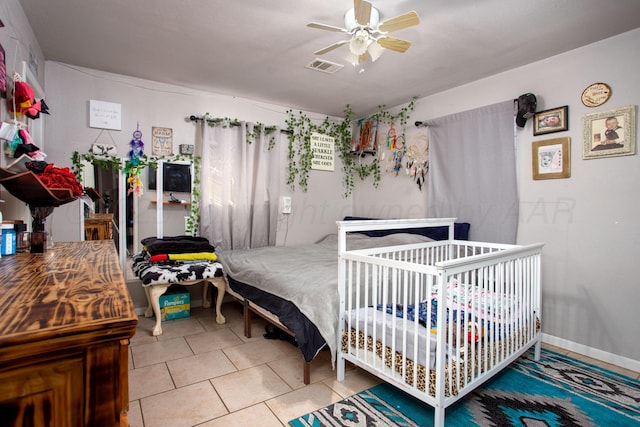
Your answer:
17;0;640;117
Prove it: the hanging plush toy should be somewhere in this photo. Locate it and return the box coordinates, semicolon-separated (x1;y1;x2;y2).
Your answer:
8;73;49;119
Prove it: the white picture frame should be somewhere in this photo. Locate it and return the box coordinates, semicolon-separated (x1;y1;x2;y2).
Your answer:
89;99;122;130
582;105;636;159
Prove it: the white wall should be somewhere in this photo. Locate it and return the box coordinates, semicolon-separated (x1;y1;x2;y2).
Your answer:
37;62;348;248
34;63;351;308
353;29;640;364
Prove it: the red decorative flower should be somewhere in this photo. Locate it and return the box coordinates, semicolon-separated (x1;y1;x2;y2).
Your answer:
38;164;84;196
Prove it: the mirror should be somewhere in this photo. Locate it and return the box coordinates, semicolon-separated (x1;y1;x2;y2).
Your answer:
77;155;196;280
80;159;136;279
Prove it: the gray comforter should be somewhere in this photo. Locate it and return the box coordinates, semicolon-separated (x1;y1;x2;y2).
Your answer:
219;232;433;363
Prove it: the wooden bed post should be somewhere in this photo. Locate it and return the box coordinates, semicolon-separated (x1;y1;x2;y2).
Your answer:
303;362;311;385
243;300;252;338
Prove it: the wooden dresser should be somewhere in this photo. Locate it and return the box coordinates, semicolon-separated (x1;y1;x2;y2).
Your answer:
0;241;138;426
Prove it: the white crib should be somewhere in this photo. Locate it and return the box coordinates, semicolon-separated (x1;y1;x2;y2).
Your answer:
336;218;543;427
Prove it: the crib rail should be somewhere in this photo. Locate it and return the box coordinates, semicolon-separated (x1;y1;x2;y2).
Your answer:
336;219;543;423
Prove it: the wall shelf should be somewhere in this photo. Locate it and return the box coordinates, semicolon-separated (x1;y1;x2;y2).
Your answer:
151;200;191;206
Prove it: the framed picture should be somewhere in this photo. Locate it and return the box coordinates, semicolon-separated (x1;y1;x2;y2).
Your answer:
532;137;571;180
582;105;636;159
179;144;194;155
533;106;568;136
352;117;378;152
152;127;173;156
89;99;122;130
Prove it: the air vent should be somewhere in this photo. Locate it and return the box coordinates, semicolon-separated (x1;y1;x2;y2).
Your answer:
305;58;344;74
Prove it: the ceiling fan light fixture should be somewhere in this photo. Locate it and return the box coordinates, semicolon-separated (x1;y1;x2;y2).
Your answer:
345;51;361;66
349;29;371;56
368;41;385;62
308;2;418;66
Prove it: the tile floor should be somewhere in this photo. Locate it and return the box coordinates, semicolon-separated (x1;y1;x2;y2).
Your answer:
127;302;640;427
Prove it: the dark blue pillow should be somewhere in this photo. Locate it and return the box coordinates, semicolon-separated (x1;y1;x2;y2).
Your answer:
342;216;470;241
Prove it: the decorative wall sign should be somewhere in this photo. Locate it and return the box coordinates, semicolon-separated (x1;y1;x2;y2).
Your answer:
582;105;636;159
91;143;117;157
152;127;173;156
89;100;122;130
534;106;568;136
310;132;335;171
532;137;571;180
581;83;611;108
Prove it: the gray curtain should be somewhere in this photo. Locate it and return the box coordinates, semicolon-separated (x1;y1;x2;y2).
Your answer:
426;100;518;243
200;122;281;251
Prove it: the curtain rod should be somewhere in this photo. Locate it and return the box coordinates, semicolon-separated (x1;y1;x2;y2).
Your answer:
188;115;292;134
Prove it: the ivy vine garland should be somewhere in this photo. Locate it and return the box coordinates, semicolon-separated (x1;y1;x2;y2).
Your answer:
192;101;415;198
71;150;202;236
285;99;415;197
70;100;416;239
194;115;279;148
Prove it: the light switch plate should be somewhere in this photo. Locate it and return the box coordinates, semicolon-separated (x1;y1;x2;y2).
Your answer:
282;196;292;214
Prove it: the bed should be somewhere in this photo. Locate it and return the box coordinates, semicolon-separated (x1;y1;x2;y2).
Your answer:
336;218;543;427
218;218;471;384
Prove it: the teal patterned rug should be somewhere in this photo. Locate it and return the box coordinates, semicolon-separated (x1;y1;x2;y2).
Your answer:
290;349;640;426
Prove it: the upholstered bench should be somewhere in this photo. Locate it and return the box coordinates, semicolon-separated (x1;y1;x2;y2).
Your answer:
132;253;226;336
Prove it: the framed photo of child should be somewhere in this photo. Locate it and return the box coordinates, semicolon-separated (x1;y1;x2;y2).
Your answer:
533;106;568;136
532;137;571;180
582;105;636;159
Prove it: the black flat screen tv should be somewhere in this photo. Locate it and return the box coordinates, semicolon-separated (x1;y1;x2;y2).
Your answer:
148;162;192;193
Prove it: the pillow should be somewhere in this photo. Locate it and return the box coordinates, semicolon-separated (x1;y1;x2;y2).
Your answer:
342;216;470;241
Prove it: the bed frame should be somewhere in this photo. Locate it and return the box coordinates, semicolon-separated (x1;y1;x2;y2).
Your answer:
336;218;543;427
224;283;313;384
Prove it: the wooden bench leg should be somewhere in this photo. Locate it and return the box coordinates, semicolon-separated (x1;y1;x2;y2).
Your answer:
146;284;170;336
143;286;154;318
210;277;226;324
202;280;211;309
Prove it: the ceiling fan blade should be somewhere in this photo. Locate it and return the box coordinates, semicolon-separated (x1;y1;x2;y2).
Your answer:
377;36;411;53
378;11;420;33
314;39;349;55
354;0;373;26
307;22;347;33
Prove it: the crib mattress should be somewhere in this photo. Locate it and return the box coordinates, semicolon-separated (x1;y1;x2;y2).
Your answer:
347;307;439;369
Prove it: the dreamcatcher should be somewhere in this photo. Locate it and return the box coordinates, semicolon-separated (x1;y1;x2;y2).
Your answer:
126;124;145;196
379;125;406;176
405;130;429;190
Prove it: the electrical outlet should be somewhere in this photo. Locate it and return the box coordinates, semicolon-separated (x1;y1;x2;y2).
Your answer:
282;196;292;214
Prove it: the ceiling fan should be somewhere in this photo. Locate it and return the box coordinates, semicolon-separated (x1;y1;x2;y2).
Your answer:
307;0;420;65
